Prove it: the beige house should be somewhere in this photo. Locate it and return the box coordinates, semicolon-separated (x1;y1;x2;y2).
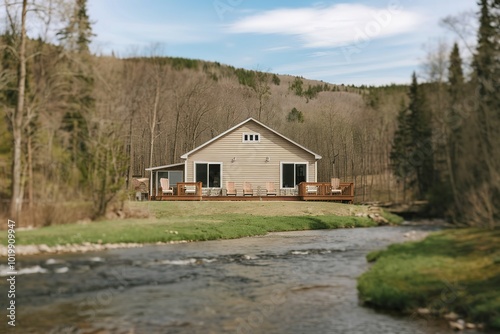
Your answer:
147;118;322;196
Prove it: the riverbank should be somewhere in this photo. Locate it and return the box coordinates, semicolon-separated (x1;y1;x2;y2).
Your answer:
0;201;400;256
357;228;500;331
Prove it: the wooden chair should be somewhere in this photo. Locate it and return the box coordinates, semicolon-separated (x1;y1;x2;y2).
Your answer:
243;182;253;196
306;185;318;195
160;178;173;196
226;181;236;196
266;182;277;196
331;178;342;195
184;185;197;195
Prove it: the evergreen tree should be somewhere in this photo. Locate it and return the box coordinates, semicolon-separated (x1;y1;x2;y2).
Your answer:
390;98;412;202
289;77;303;96
57;0;95;182
407;72;434;199
447;43;465;172
445;42;466;217
57;0;95;53
272;74;280;85
472;0;499;158
58;0;127;218
465;0;500;226
391;73;434;200
287;107;304;123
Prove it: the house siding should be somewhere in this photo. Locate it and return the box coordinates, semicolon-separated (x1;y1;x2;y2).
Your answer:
185;121;317;192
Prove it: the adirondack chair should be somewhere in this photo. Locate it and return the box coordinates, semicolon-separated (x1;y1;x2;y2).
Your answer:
226;181;236;196
160;178;173;196
306;185;318;195
243;182;253;196
184;185;197;195
266;182;277;196
331;178;342;195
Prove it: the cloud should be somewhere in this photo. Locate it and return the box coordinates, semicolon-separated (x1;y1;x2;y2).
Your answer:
264;46;292;52
227;3;421;48
271;49;420;85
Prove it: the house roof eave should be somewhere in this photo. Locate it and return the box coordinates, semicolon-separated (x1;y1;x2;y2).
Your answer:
145;162;185;171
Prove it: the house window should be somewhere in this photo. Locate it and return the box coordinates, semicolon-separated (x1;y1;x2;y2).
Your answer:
242;132;260;142
155;170;183;195
281;163;307;188
195;163;221;187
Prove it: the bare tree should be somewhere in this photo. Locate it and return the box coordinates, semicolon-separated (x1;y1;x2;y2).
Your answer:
180;77;217;151
4;0;28;220
440;11;477;55
253;70;270;121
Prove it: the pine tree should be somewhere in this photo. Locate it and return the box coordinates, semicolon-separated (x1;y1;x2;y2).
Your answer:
390;98;412;202
57;0;95;53
466;0;500;226
57;0;95;182
443;43;466;218
447;43;465;172
407;73;434;199
392;73;434;201
472;0;499;160
57;0;126;218
287;107;304;123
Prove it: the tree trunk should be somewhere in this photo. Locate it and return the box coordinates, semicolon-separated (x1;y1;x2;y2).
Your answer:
126;109;135;189
27;126;33;209
149;77;160;169
98;150;108;218
171;90;181;163
10;0;28;220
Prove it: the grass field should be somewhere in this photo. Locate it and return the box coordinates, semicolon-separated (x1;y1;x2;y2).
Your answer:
357;228;500;330
1;201;388;246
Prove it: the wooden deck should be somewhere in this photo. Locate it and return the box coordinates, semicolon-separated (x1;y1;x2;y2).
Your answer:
152;182;354;203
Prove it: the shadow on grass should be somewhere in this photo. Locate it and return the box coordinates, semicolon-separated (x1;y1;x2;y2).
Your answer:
304;217;330;230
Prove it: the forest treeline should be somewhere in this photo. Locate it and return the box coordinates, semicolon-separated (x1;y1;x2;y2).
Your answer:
0;0;498;228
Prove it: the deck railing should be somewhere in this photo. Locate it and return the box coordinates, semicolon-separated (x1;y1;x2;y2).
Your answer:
298;182;354;202
155;181;354;203
176;182;203;196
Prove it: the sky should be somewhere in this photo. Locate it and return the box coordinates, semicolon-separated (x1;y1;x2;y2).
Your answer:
87;0;477;86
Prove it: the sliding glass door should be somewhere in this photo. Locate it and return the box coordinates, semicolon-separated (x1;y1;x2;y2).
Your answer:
195;163;221;187
281;163;307;188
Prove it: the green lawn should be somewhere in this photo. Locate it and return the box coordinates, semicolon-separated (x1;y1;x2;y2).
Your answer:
1;201;389;246
358;228;500;330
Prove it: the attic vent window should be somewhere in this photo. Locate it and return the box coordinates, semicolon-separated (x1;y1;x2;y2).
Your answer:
243;133;260;143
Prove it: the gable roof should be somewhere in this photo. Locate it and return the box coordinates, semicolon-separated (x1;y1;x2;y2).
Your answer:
180;118;322;160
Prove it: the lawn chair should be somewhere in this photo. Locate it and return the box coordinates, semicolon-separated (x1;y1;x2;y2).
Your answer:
306;185;318;195
266;182;277;196
226;181;236;196
243;182;253;196
331;178;342;195
160;178;173;196
184;185;197;195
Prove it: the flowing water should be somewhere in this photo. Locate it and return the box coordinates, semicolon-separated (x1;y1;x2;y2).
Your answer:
0;226;479;333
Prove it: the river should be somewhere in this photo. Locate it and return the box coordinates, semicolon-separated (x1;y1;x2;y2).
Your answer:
0;225;478;333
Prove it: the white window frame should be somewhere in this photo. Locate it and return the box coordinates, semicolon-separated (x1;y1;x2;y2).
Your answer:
242;132;261;143
279;162;309;189
193;161;223;188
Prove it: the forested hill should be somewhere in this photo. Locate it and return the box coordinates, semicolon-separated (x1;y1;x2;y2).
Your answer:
0;48;409;212
113;55;406;182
